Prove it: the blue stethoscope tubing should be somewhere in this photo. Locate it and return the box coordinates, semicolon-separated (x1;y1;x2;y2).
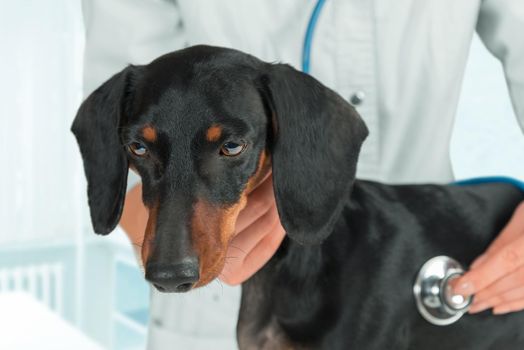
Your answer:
302;0;327;74
453;176;524;192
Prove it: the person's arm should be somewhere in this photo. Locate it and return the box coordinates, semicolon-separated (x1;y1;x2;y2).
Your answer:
453;0;524;314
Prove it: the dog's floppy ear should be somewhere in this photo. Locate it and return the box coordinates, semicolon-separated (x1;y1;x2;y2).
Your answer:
262;64;368;245
71;66;137;235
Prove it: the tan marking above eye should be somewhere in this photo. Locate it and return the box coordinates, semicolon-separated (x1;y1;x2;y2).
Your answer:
206;124;222;142
142;125;157;142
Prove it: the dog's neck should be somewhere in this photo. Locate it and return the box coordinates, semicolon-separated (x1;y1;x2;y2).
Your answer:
240;215;353;346
238;184;368;347
238;237;330;347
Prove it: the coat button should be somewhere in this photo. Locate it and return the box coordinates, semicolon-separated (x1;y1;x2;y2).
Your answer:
350;91;366;106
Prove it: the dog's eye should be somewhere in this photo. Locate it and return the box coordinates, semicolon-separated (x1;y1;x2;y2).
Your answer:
128;142;148;156
220;142;246;157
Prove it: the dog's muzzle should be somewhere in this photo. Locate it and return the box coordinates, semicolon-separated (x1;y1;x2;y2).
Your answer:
413;256;473;326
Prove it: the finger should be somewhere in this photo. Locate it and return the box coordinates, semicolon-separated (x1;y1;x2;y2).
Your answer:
454;234;524;296
470;254;488;270
473;265;524;303
470;285;524;314
229;204;281;257
235;176;276;233
493;298;524;315
241;222;285;276
220;222;285;285
221;211;282;281
471;202;524;269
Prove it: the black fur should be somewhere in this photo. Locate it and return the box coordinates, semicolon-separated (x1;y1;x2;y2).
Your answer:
71;66;136;234
72;45;524;349
264;64;368;245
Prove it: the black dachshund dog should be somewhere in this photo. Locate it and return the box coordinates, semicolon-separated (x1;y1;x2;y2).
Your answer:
72;45;524;349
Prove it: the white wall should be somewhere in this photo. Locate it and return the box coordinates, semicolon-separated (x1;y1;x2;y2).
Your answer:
0;0;87;245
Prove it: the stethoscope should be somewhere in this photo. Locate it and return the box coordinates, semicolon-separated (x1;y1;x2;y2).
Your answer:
413;256;473;325
302;0;326;74
303;0;473;326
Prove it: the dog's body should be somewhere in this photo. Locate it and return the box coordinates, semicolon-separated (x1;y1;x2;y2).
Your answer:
239;181;524;349
72;45;524;349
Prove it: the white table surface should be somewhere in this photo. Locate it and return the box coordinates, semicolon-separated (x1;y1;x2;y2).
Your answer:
0;292;103;350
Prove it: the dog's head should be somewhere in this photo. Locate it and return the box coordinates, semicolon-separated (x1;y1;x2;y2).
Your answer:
72;45;367;292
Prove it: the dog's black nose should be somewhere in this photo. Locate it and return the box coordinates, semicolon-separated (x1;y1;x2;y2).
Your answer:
145;260;200;293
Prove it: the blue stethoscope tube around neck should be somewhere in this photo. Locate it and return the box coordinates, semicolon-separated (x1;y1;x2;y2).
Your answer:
302;0;327;74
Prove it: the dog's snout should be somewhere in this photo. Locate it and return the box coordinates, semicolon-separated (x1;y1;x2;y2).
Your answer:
145;260;200;293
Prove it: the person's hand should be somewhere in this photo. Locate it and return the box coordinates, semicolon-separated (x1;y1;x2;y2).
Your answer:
219;174;286;285
453;202;524;315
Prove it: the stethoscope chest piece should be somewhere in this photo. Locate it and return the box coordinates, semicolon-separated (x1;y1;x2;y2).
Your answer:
413;256;473;326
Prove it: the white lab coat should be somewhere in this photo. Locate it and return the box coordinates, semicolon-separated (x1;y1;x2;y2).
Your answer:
81;0;524;349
